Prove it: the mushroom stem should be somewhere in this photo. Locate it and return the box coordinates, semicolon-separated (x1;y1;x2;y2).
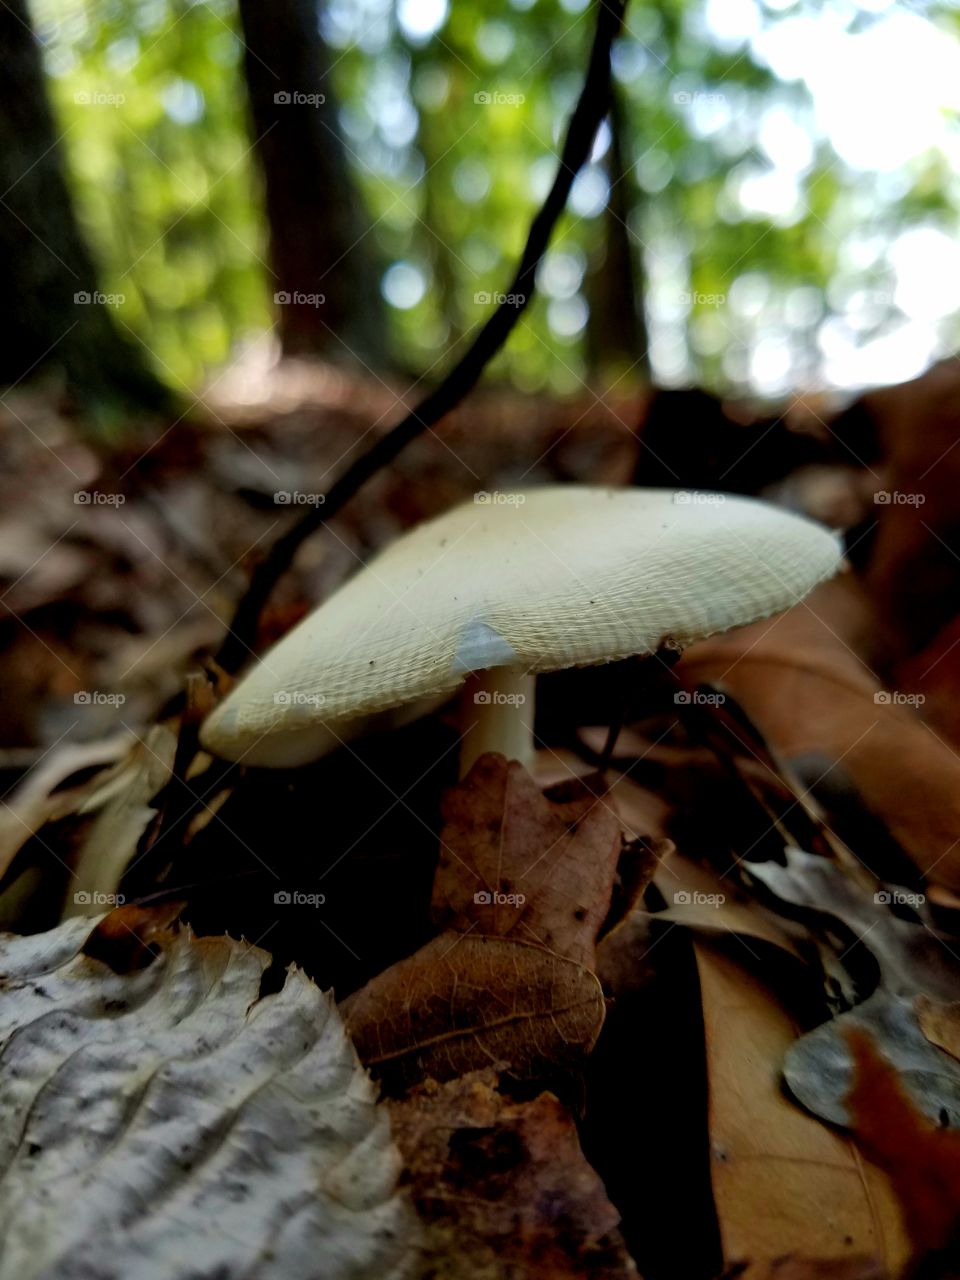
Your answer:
459;667;536;776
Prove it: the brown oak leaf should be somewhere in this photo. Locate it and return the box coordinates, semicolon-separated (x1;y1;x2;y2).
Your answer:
341;754;625;1091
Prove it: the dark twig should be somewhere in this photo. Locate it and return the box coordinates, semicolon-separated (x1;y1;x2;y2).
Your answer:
216;0;629;673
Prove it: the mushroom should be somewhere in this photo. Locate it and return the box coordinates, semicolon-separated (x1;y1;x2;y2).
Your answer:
200;487;844;771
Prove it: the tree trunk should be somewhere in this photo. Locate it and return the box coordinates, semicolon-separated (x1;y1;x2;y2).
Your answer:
237;0;388;367
586;88;649;381
0;0;171;418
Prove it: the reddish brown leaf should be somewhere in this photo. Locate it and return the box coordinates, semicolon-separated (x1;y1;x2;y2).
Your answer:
432;754;624;965
696;942;910;1278
387;1069;638;1278
847;1026;960;1257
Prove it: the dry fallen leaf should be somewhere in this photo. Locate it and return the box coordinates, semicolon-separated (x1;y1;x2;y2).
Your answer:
65;724;177;918
650;851;806;961
847;1026;960;1261
747;848;960;1002
0;735;133;883
342;754;627;1090
917;996;960;1063
387;1069;637;1278
0;910;417;1280
741;1259;886;1280
695;940;911;1278
681;576;960;891
343;933;604;1090
431;753;626;964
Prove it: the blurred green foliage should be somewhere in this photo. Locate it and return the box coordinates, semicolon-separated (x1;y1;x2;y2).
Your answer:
33;0;960;397
34;0;268;389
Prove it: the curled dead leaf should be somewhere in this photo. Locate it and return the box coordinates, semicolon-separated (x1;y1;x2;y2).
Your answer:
0;911;417;1279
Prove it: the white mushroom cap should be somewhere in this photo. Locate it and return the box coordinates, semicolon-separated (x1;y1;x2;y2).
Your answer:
201;487;844;766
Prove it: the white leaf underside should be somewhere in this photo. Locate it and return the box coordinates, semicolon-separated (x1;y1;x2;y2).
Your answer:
0;917;416;1280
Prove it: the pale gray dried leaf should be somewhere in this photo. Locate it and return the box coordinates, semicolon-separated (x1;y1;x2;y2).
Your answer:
0;735;133;882
0;916;416;1280
746;849;960;1130
746;847;960;1000
784;989;960;1129
65;725;178;919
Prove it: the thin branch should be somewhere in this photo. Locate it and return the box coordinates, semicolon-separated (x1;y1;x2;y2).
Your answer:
216;0;628;673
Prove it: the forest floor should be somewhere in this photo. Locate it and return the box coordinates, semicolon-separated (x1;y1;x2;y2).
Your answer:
1;357;960;1279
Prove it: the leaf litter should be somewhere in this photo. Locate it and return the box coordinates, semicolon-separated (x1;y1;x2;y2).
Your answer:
6;377;960;1277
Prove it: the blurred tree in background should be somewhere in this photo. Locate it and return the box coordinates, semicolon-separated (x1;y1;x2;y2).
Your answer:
12;0;960;407
0;0;170;421
237;0;388;365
